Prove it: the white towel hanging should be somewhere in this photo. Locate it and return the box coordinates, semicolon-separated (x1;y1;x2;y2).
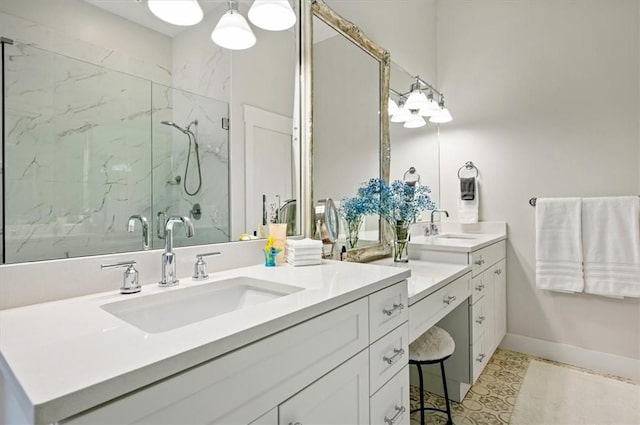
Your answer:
582;196;640;297
535;198;584;292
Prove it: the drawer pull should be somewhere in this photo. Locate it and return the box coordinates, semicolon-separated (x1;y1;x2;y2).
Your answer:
382;303;404;317
383;348;405;365
475;259;485;266
475;284;485;291
495;269;502;275
384;405;406;425
443;295;457;305
476;353;486;362
476;316;486;324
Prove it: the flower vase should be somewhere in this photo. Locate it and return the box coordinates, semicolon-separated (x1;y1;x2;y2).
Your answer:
346;217;363;249
392;220;410;263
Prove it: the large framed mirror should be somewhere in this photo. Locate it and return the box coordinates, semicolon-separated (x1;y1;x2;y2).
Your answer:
0;0;300;264
304;0;391;262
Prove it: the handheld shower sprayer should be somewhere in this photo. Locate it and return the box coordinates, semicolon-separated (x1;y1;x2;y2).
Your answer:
161;119;203;196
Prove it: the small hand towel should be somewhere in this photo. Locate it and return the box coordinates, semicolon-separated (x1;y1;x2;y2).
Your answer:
460;177;476;200
582;196;640;297
535;198;584;292
458;178;479;223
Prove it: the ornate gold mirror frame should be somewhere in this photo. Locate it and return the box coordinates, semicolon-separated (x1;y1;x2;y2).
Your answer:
301;0;392;262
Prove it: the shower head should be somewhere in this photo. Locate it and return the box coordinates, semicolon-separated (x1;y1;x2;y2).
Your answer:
161;120;188;134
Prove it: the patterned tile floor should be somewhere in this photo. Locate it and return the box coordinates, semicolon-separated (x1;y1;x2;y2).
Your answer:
409;348;639;425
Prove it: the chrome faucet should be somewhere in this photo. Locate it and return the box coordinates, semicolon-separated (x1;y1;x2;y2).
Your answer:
159;216;195;287
127;215;150;250
426;209;449;236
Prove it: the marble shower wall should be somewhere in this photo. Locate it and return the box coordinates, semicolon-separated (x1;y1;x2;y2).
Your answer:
3;43;230;263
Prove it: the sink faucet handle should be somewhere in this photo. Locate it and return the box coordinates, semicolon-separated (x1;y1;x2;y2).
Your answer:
101;260;141;294
192;252;221;281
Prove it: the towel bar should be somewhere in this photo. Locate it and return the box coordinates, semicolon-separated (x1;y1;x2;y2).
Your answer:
529;196;640;207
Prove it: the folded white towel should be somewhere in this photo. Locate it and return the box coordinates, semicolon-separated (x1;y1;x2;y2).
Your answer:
535;198;584;292
459;179;479;223
582;196;640;297
286;238;323;249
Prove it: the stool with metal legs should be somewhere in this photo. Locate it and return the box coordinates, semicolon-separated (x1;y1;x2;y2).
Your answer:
409;326;455;425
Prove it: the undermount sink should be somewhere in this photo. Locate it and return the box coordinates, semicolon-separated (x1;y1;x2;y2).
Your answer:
436;233;481;240
101;276;303;333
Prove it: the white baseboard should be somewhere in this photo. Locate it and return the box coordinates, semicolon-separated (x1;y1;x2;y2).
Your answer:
500;333;640;381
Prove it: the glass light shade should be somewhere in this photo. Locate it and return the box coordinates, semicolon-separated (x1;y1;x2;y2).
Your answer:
248;0;296;31
429;107;453;123
388;98;399;116
418;97;441;116
212;10;256;50
403;111;426;128
148;0;203;26
404;89;430;111
390;104;411;123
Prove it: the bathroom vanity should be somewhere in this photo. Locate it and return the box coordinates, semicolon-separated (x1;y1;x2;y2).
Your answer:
407;222;507;400
0;261;411;425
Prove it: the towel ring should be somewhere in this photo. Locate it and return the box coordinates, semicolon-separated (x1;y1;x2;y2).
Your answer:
457;161;479;179
403;166;421;186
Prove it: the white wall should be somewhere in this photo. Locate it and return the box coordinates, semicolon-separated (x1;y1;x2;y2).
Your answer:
437;0;640;360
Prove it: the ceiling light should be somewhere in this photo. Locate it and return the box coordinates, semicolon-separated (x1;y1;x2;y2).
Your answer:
404;110;426;128
212;1;256;50
248;0;296;31
148;0;203;26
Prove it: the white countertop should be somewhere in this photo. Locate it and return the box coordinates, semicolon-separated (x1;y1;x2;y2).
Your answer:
409;233;506;253
373;259;471;305
0;261;410;424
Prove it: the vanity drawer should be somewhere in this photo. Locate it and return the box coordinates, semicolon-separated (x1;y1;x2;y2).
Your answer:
470;296;487;341
370;366;410;425
470;241;505;276
409;272;471;342
471;274;486;304
369;280;408;343
472;334;489;383
369;322;409;395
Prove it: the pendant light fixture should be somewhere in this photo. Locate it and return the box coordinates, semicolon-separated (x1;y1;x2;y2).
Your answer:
390;76;452;127
148;0;203;26
211;0;256;50
390;99;411;123
403;110;427;128
430;94;453;123
248;0;296;31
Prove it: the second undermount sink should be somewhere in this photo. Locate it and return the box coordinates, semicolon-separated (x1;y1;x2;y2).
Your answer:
101;276;303;333
436;233;481;240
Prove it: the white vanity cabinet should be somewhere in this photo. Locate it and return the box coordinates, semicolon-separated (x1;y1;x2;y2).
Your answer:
59;280;409;425
409;236;507;399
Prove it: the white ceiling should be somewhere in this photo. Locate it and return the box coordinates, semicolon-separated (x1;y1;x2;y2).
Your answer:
83;0;232;37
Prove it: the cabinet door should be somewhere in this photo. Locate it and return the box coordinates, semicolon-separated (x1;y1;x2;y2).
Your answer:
279;350;370;425
482;266;495;354
493;259;507;348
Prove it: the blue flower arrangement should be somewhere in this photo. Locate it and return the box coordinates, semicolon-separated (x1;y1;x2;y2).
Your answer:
357;178;435;225
356;177;436;261
339;193;378;249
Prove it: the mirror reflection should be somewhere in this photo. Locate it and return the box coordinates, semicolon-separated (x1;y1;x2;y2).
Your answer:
0;0;298;264
312;15;381;254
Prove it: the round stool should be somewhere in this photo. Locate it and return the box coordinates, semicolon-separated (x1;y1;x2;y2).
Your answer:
409;326;455;425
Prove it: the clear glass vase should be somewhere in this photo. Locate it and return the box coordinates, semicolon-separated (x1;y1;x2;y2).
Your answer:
392;220;410;263
346;217;363;249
